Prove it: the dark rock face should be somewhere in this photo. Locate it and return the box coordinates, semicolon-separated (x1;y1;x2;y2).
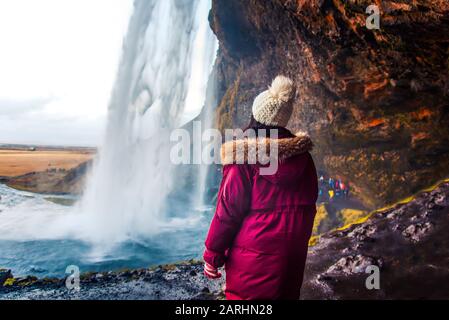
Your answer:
302;181;449;299
210;0;449;207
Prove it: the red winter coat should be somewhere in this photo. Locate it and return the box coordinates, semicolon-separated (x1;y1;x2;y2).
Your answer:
204;129;318;300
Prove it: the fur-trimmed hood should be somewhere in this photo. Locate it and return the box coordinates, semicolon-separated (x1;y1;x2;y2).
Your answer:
220;132;313;165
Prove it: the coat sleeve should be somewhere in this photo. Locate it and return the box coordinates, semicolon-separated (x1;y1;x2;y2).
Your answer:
203;164;252;268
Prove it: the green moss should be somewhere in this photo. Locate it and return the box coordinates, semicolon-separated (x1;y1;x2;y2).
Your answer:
17;277;38;287
215;66;243;132
337;208;369;228
3;278;15;287
335;177;449;233
312;204;329;235
308;235;320;247
44;197;77;206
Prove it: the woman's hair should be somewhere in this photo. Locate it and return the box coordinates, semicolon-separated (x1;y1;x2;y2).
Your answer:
243;115;290;138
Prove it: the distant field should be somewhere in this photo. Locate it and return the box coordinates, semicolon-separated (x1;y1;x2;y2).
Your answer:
0;148;95;177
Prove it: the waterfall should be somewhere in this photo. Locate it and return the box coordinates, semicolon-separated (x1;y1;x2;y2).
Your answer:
78;0;218;246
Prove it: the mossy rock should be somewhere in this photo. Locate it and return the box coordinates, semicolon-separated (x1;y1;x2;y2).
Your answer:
161;264;179;272
3;278;15;287
16;276;38;287
338;208;369;227
312;204;329;235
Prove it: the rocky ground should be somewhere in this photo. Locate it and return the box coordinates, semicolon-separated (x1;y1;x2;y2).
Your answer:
1;180;448;300
0;261;224;300
302;180;449;299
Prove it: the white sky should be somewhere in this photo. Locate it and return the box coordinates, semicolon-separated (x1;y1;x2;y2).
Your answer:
0;0;133;146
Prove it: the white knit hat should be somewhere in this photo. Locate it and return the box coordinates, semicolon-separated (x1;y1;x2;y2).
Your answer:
252;75;294;127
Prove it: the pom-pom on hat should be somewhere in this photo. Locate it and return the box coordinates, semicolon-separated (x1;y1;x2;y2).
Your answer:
252;75;295;127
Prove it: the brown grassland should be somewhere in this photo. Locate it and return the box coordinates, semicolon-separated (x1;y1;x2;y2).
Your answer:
0;149;94;177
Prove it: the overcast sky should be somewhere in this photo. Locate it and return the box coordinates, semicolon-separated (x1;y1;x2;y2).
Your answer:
0;0;133;146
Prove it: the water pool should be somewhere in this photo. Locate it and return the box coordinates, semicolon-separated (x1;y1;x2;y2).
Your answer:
0;184;212;277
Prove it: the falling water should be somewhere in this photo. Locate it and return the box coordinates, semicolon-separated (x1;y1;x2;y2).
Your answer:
78;0;218;245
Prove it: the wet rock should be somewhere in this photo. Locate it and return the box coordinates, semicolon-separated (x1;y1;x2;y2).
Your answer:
0;260;225;300
118;271;132;279
379;209;394;217
392;223;404;231
426;200;443;211
201;287;210;293
189;270;197;276
168;267;180;273
348;224;377;242
163;272;178;281
423;210;431;218
434;194;447;206
152;267;162;273
332;231;346;238
131;270;139;276
33;279;56;287
326;255;383;276
15;276;38;287
387;207;406;220
317;274;333;282
387;212;396;219
95;273;104;281
402;222;432;242
0;269;13;286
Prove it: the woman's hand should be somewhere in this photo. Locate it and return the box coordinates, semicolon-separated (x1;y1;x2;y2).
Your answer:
204;262;222;279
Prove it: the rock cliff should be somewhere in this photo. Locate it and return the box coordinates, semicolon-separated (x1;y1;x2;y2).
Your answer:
210;0;449;207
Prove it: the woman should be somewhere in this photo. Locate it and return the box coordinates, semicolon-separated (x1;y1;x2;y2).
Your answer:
203;75;318;300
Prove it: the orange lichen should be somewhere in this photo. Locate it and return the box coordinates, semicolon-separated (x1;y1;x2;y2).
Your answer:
324;12;338;36
332;0;363;36
302;46;321;83
411;132;430;146
411;107;433;121
364;78;389;98
368;118;385;128
349;107;363;122
383;2;412;13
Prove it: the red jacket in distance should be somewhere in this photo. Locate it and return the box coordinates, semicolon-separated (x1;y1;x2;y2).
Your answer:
204;128;318;300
